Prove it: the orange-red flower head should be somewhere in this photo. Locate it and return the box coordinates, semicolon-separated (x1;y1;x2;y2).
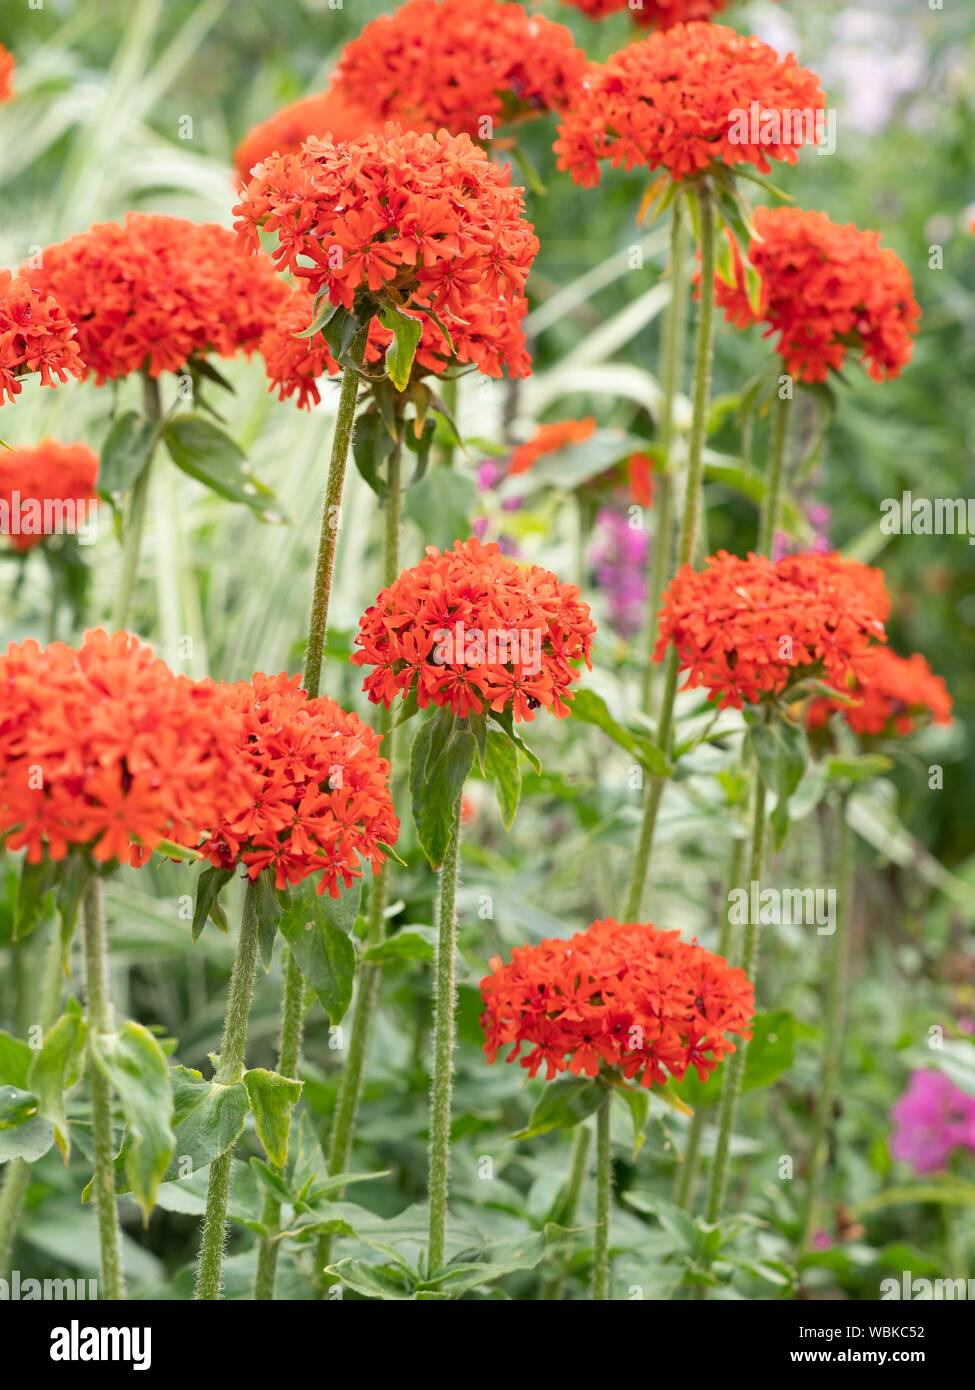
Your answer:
331;0;587;139
656;550;889;709
808;646;952;739
235;124;540;379
0;630;247;867
715;207;920;383
0;440;99;552
234;86;379;179
481;918;755;1087
561;0;727;25
23;214;290;384
0;271;84;406
352;537;595;723
203;673;397;897
555;21;826;186
0;44;14;104
509;417;596;476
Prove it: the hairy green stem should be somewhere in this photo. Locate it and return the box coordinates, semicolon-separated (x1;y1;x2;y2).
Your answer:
642;198;688;712
798;794;854;1253
112;373;162;631
195;879;261;1301
592;1091;612;1300
302;332;367;700
82;877;124;1300
623;183;716;921
705;780;766;1224
427;803;462;1275
757;391;790;557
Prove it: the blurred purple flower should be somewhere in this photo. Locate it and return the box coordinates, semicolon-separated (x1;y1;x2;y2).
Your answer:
890;1070;975;1175
590;506;648;639
773;500;832;562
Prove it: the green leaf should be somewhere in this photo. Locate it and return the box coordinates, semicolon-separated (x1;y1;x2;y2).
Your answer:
749;721;809;848
278;882;361;1023
851;1183;975;1218
569;688;671;776
294;293;340;340
484;729;521;830
14;858;58;942
254;869;281;972
325;1259;418;1301
380;304;423;391
323;307;365;367
163;415;283;521
362;927;437;964
92;1021;175;1220
825;754;893;785
192;866;233;942
0;1028;33;1090
409;712;475;868
489;707;542;776
352;409;394;500
0;1084;39;1128
513;1077;605;1140
27;1010;87;1158
55;852;92;957
98;411;158;511
403;467;476;550
0;1110;54;1163
243;1068;303;1168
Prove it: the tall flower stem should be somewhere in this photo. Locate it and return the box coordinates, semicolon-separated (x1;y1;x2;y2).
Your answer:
0;922;63;1274
674;833;744;1210
624;180;717;920
757;391;790;557
592;1090;612;1300
427;801;463;1275
798;792;854;1253
82;876;124;1300
541;1124;592;1300
112;373;162;631
302;331;368;701
642;197;688;712
705;778;766;1223
195;879;262;1301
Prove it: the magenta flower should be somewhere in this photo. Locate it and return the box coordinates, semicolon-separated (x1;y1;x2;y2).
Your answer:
890;1070;975;1175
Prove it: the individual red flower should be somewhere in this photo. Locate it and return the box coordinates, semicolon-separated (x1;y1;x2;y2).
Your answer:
0;44;14;104
0;630;249;867
331;0;587;139
352;537;595;723
23;213;291;384
808;647;952;738
0;440;99;552
626;453;655;507
234;87;378;179
235;124;540;380
0;271;84;406
202;672;398;897
656;549;889;709
560;0;727;26
509;417;596;475
715;207;920;383
555;21;826;187
481;918;755;1087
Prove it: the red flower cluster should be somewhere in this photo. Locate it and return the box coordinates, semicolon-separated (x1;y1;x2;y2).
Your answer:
234;87;378;179
715;207;920;383
352;537;595;723
0;630;245;866
555;21;825;186
481;918;755;1087
561;0;727;26
24;214;289;383
509;417;596;475
656;550;889;709
203;672;398;897
808;647;952;738
235;124;539;380
0;271;84;406
331;0;587;139
0;44;14;103
0;440;99;552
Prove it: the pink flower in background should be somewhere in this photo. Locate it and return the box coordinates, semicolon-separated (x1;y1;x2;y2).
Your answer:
890;1070;975;1175
773;501;832;562
591;507;648;638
